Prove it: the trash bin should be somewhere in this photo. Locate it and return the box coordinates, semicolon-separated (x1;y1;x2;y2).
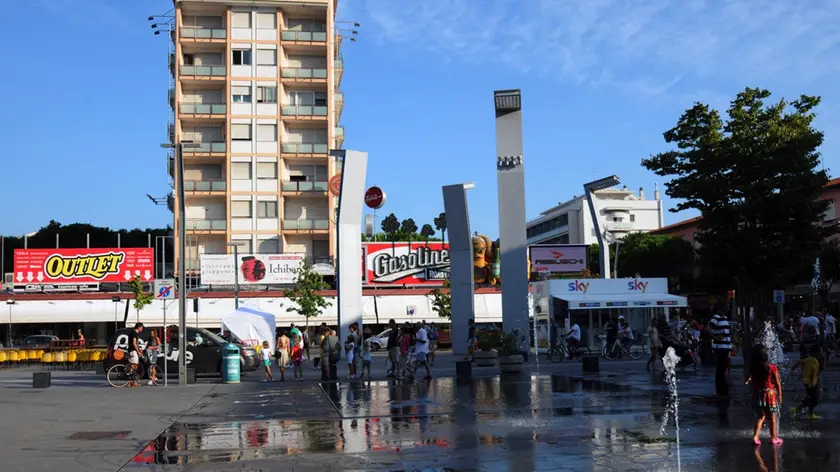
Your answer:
222;343;241;384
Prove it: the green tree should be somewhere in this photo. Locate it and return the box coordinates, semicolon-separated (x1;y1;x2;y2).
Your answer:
381;213;400;254
420;224;435;246
816;243;840;308
434;212;447;245
429;279;451;320
615;232;695;291
128;276;153;325
401;218;418;247
285;259;332;334
643;88;832;319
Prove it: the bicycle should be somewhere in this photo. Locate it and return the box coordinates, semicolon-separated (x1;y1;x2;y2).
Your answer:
602;337;645;360
548;336;592;363
107;350;157;388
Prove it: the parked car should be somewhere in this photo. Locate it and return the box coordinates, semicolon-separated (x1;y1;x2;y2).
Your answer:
18;335;60;349
103;326;258;377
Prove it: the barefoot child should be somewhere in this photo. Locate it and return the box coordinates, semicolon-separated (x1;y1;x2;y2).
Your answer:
261;341;275;382
790;345;821;419
746;347;783;446
291;335;304;381
361;337;372;379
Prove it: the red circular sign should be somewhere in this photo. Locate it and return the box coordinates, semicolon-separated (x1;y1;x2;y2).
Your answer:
329;174;342;196
365;186;386;209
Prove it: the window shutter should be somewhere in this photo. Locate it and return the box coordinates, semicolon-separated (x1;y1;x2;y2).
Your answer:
256;124;277;142
231;162;251;179
231;12;251;28
256;49;276;66
257;162;277;179
231;124;251;140
256;13;275;29
231;201;252;217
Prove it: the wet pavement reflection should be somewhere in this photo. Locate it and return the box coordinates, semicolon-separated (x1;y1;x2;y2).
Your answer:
128;372;840;471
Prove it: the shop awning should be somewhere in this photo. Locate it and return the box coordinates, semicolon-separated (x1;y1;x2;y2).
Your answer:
553;293;688;310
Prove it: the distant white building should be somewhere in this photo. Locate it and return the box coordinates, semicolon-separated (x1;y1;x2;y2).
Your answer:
527;185;665;245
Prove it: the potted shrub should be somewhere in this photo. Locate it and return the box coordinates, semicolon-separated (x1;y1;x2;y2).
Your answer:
473;331;501;367
498;330;526;374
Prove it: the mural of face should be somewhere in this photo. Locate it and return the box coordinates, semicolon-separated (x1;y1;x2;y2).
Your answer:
240;256;267;282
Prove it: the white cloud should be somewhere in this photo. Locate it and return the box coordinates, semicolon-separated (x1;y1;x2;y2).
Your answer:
359;0;840;98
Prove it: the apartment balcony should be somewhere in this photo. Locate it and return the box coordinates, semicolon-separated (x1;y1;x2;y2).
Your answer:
281;30;327;43
281;68;328;83
168;88;175;109
335;91;344;119
281;180;328;194
281;143;329;156
281;104;328;121
180;26;227;41
180;64;226;81
184;180;227;193
605;221;635;232
185;218;227;232
335;125;344;149
168;123;175;143
282;219;330;232
179;102;227;117
181;141;227;156
335;58;344;88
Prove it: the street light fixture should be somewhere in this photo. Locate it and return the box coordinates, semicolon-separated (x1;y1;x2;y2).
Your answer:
6;299;14;347
110;296;120;332
226;242;241;309
583;175;621;279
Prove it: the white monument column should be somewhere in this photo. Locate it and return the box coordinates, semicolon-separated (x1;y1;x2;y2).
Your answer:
443;183;476;357
335;150;368;343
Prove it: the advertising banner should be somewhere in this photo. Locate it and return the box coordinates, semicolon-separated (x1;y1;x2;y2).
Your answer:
199;253;304;285
363;242;450;286
529;244;588;273
13;248;154;284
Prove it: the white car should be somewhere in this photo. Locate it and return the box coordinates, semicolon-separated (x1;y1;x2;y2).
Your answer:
368;328;394;351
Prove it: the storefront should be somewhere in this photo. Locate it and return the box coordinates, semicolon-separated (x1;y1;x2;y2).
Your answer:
532;278;687;351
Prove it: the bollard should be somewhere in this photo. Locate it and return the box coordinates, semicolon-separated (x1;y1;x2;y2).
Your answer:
456;360;472;379
186;368;196;384
33;372;51;388
582;354;600;373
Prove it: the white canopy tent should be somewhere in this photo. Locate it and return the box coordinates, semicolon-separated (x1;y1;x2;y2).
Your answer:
221;307;276;353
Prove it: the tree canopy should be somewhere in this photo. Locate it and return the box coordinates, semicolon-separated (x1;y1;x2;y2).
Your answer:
285;259;331;330
642;88;831;313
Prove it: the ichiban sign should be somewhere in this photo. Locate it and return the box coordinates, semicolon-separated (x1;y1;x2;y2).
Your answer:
363;242;450;286
199;253;305;285
529;245;588;273
13;248;154;284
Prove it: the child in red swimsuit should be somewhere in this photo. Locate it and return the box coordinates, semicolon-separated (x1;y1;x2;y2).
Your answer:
291;335;304;381
745;347;783;446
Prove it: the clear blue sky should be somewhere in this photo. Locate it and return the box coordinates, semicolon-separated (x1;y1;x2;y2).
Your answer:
3;0;839;238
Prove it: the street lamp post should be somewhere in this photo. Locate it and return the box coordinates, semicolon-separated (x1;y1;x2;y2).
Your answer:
6;300;15;347
226;242;240;309
111;296;120;333
583;175;621;279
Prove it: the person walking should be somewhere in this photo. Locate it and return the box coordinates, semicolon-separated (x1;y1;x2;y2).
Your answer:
790;345;821;420
746;347;783;446
146;329;161;385
414;322;432;380
647;320;662;372
261;341;275;382
386;319;400;377
314;322;327;369
709;307;733;397
427;322;439;366
326;329;340;381
276;331;290;382
345;325;357;379
291;334;304;381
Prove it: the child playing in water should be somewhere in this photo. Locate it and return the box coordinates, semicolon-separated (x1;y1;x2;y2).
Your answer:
790;345;821;420
261;341;275;382
746;347;783;446
291;335;304;381
361;337;373;379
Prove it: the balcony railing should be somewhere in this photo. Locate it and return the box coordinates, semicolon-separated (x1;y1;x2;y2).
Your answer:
281;143;329;154
335;91;344;105
184;180;226;192
282;181;328;192
283;219;330;230
335;126;344;137
179;103;226;115
282;104;328;117
282;30;327;42
281;68;328;79
313;256;334;265
605;221;634;232
180;65;226;77
181;27;226;39
182;142;227;153
185;219;227;230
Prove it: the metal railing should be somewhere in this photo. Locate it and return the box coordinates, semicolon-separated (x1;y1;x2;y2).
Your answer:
281;143;329;154
335;91;344;104
281;68;328;79
180;65;226;77
179;103;226;115
335;126;344;137
182;142;226;153
185;219;227;230
281;105;328;117
181;27;226;39
313;256;334;265
184;180;226;192
283;219;329;230
282;30;327;42
281;181;328;192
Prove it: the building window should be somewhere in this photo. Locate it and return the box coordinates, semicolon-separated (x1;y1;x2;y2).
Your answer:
232;49;252;65
258;238;279;254
256;49;277;66
315;92;327;106
258;201;278;218
256;162;277;179
257;86;277;103
231;123;251;141
630;214;636;222
255;12;276;29
231;201;252;218
231;12;251;28
232;85;252;103
256;124;277;142
231;162;251;179
183;53;195;65
232;239;253;253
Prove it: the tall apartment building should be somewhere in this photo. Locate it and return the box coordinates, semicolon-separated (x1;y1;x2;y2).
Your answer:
168;0;344;275
526;185;664;245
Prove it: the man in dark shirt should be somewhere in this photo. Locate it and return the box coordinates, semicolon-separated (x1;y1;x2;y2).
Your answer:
127;322;144;387
386;319;399;377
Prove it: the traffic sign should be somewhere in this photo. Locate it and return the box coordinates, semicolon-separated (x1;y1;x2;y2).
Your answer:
773;290;785;304
364;186;386;209
154;278;176;300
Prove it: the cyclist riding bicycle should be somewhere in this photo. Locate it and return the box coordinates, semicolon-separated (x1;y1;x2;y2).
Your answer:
564;322;582;357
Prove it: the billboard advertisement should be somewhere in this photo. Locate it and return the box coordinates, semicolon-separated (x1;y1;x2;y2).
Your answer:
529;244;588;273
199;253;304;285
13;248;154;284
363;242;450;286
